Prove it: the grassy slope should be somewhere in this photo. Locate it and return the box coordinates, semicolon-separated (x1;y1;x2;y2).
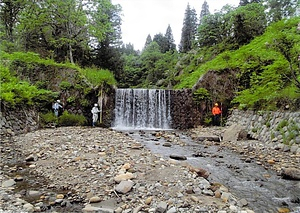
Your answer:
0;51;116;106
174;17;300;109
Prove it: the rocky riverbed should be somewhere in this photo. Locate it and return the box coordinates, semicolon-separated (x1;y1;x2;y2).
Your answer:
0;126;299;213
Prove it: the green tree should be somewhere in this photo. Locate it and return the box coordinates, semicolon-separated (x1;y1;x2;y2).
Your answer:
232;3;267;46
199;0;210;25
266;0;298;23
16;0;89;63
140;42;163;86
0;0;26;46
179;3;198;53
144;34;152;50
91;2;123;80
119;53;142;87
164;25;176;52
153;33;167;53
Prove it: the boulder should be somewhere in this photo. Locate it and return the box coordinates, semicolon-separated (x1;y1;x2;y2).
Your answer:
281;168;300;180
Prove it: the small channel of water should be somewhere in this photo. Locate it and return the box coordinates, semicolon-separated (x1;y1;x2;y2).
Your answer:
125;130;300;213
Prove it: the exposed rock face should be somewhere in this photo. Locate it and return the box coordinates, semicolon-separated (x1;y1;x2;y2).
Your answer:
192;69;238;109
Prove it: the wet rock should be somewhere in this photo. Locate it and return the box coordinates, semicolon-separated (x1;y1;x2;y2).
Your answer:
189;167;209;179
197;136;221;142
237;198;248;207
162;142;172;147
169;154;187;161
281;168;300;180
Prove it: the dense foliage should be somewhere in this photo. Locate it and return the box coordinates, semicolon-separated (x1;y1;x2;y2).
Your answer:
0;51;116;107
0;0;299;111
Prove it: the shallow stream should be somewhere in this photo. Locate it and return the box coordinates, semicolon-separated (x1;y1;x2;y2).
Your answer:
125;130;300;213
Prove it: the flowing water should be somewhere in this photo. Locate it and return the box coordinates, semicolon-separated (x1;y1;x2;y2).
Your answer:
113;89;172;130
125;130;300;213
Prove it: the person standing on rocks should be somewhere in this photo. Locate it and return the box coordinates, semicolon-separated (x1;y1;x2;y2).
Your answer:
91;103;100;127
52;100;63;117
212;102;222;126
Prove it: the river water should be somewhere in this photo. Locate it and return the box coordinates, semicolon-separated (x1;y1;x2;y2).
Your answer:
124;129;300;213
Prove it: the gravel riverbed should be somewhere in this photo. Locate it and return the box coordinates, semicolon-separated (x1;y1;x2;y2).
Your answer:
0;126;299;213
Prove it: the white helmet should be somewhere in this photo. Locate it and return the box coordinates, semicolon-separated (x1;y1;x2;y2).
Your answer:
57;100;60;103
94;103;98;106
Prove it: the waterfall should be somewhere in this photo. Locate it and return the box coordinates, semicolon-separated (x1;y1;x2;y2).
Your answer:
113;89;171;130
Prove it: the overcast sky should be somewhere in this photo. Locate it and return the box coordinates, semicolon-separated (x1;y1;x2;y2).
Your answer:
111;0;240;51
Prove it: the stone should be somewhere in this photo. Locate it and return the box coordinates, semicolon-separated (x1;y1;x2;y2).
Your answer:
281;168;300;180
115;180;134;194
223;124;243;142
28;190;42;197
82;205;101;212
145;196;153;205
156;201;168;213
169;154;187;161
221;192;232;203
1;179;16;187
166;207;177;213
267;159;275;164
89;196;102;203
237;198;248;207
56;194;64;199
23;203;34;213
114;173;135;183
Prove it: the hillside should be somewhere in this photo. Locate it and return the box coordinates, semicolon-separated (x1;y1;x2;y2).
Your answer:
175;17;300;111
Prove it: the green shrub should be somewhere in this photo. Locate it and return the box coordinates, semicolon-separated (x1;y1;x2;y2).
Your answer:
40;111;57;127
59;81;72;90
203;116;212;126
67;96;76;104
58;111;86;126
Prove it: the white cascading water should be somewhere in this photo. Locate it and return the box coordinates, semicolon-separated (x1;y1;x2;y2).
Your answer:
113;89;171;130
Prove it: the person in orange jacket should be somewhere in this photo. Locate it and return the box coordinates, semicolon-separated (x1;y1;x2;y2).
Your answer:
212;103;222;126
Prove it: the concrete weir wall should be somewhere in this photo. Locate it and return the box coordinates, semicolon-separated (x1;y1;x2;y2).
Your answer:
170;89;200;129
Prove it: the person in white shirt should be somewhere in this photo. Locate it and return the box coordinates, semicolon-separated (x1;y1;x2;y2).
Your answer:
52;100;63;117
91;103;100;127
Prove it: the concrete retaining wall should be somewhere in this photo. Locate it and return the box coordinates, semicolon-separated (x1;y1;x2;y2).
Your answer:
226;109;300;152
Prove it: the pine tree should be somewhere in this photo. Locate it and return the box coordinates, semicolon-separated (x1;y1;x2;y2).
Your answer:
144;34;152;49
199;0;210;25
164;25;176;52
179;4;198;53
